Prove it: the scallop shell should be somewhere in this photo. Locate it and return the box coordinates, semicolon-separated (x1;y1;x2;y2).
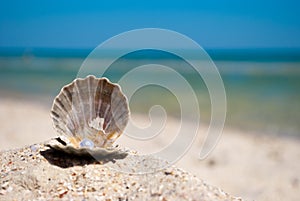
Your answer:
50;75;129;149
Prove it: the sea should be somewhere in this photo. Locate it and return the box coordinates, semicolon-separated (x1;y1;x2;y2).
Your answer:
0;48;299;138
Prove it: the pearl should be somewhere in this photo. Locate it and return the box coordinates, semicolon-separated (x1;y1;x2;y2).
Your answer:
79;138;94;148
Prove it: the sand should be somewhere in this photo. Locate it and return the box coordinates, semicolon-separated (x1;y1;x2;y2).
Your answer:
0;97;300;200
0;139;242;201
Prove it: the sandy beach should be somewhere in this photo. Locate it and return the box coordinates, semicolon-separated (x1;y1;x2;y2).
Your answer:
0;96;299;201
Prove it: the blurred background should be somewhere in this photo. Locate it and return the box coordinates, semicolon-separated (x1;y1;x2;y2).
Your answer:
0;1;299;200
1;0;299;136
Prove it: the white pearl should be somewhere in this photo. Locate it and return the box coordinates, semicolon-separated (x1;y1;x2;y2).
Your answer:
79;138;94;148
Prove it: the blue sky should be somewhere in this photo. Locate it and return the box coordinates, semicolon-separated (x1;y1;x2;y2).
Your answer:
0;0;299;49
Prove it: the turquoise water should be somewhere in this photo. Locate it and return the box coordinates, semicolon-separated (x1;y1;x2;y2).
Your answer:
0;50;299;137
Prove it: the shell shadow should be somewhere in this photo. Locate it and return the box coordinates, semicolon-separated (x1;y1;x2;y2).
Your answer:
40;146;128;168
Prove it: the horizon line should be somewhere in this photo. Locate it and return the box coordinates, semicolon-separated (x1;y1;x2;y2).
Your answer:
0;47;300;61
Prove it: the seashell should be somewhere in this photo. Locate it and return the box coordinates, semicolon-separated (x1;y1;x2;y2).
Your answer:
49;75;129;156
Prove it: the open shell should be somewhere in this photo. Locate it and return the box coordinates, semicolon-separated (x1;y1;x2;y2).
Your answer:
50;75;129;149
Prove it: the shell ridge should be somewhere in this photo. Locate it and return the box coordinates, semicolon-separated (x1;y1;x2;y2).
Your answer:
55;98;68;113
104;116;113;131
62;86;73;104
96;80;104;117
74;80;87;134
115;110;129;128
111;101;126;123
66;117;76;136
51;110;60;119
103;104;111;122
109;92;129;133
87;76;93;124
61;84;81;137
70;106;81;136
52;99;69;120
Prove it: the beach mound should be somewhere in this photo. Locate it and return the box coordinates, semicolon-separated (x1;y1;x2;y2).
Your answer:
0;140;242;201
